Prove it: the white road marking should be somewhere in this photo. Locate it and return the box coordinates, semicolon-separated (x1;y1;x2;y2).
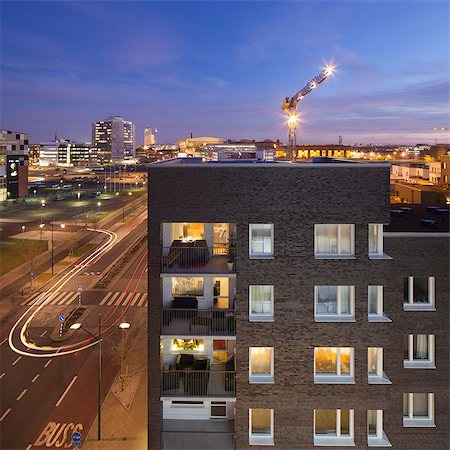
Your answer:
26;445;32;450
16;389;27;401
100;291;113;306
50;292;66;305
44;359;52;368
40;330;47;337
55;376;77;407
31;374;40;383
137;293;147;307
0;337;8;346
123;292;134;306
64;292;79;306
115;292;127;306
0;408;11;422
12;356;22;366
107;292;120;306
130;293;140;306
0;373;5;380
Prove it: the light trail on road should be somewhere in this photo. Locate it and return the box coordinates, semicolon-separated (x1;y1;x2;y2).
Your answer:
8;228;118;357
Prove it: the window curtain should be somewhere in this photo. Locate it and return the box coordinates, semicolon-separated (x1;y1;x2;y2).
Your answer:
368;224;379;254
172;277;204;296
413;394;428;417
415;335;428;359
339;225;352;254
368;286;378;314
368;348;378;374
251;409;271;434
340;286;351;314
251;348;271;374
315;409;337;435
250;286;272;314
315;225;338;254
367;410;377;436
316;286;337;314
251;225;272;254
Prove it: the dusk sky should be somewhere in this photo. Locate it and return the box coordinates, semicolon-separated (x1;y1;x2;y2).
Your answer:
1;0;449;146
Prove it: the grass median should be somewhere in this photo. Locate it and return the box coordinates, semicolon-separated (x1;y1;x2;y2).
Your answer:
0;239;48;276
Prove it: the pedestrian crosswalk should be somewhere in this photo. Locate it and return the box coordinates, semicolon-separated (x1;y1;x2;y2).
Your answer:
20;291;148;307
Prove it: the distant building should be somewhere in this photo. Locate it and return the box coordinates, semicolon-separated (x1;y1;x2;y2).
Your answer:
38;139;61;167
390;163;429;183
429;155;450;186
58;142;96;166
204;141;278;162
0;129;29;199
92;116;135;163
176;136;224;154
284;144;352;160
28;144;41;165
144;128;157;147
428;144;450;161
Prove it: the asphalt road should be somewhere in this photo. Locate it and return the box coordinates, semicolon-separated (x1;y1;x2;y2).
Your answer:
0;219;148;449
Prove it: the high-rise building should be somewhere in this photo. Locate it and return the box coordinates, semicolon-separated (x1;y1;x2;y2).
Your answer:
144;128;157;148
0;129;29;198
148;159;449;449
92;116;135;163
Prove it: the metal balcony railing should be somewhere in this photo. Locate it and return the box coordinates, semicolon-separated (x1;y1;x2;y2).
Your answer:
161;244;234;273
161;370;236;397
161;308;236;336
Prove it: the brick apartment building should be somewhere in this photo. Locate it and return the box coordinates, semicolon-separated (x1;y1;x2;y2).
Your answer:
148;159;449;449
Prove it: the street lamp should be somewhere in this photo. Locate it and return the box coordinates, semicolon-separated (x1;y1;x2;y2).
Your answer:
21;225;25;233
70;316;130;441
40;221;65;274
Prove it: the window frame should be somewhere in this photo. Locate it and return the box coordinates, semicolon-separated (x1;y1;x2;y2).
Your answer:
249;347;274;384
368;347;391;385
368;285;391;322
249;408;274;446
314;286;355;322
249;224;274;259
313;409;355;447
367;410;391;447
403;393;435;428
403;335;435;369
314;224;355;259
249;285;275;322
314;347;355;384
403;276;436;311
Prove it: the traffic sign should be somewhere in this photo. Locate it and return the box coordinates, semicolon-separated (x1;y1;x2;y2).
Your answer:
30;271;35;277
72;431;81;441
77;285;83;291
59;315;65;322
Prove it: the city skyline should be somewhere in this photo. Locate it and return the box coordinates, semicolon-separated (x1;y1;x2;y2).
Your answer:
1;1;449;145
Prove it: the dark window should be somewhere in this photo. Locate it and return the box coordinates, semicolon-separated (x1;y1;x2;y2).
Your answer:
413;278;428;303
11;145;16;151
404;336;409;359
20;145;24;151
16;134;20;140
24;140;28;145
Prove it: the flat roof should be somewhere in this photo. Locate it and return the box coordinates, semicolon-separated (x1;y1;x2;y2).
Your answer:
149;158;391;168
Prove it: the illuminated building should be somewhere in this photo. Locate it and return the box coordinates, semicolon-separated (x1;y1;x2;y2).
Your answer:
0;129;29;198
148;158;449;449
92;116;135;163
144;127;157;147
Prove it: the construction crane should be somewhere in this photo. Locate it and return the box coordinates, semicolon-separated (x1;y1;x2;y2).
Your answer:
282;65;335;155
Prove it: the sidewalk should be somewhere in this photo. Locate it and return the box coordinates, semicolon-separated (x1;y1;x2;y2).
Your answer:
84;320;148;450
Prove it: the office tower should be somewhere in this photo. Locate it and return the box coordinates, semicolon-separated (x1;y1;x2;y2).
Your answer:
147;159;449;449
144;128;156;147
0;129;29;198
92;116;135;163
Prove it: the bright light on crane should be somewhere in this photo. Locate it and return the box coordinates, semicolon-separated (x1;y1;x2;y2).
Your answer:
282;64;336;155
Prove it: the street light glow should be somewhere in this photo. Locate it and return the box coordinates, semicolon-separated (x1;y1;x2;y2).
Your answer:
60;224;65;229
70;323;82;330
119;322;131;329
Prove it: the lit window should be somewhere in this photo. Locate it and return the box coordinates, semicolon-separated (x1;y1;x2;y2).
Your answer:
314;224;355;258
314;409;354;446
368;224;388;258
171;339;204;353
403;277;435;311
314;286;355;322
368;348;391;384
249;285;274;321
403;335;435;369
367;410;391;447
368;286;391;322
403;393;435;427
172;277;204;297
249;347;274;383
314;347;354;383
249;224;274;258
249;408;274;445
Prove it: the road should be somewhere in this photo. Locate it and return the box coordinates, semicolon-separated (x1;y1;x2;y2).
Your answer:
0;213;148;450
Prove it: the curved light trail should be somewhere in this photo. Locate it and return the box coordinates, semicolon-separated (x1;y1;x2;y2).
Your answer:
8;228;119;357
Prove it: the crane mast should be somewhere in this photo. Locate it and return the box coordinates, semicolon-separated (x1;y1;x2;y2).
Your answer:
282;65;335;156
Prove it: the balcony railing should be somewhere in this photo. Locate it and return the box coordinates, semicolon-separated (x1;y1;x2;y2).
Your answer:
161;370;235;397
161;308;236;336
161;243;234;274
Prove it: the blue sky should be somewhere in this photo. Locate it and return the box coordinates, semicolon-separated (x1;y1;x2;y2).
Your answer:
1;0;449;145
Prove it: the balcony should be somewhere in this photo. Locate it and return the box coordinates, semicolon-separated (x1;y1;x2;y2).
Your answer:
161;242;235;274
162;420;235;450
161;308;236;336
161;369;235;398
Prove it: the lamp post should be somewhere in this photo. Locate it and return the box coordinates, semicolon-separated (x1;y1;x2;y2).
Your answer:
40;221;65;274
70;316;130;441
21;225;25;234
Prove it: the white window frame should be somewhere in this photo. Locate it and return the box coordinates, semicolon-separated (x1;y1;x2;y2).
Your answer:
368;286;391;322
314;286;355;322
403;276;436;311
249;408;274;446
368;224;391;259
314;224;355;259
249;285;274;322
368;348;391;385
367;410;391;447
403;393;435;428
404;335;435;369
249;224;274;259
314;347;355;384
249;347;274;384
313;409;355;447
210;401;227;419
